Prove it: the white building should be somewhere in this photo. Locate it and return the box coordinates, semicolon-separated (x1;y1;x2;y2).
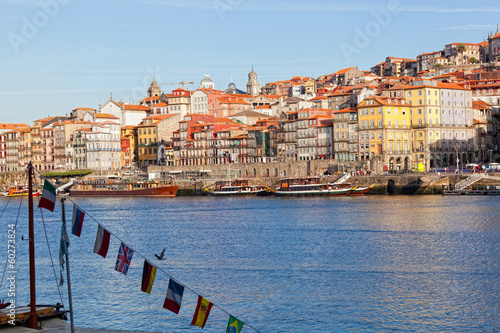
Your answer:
85;121;121;173
99;99;150;126
190;89;210;115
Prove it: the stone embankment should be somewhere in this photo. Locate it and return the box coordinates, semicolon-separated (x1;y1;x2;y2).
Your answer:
3;160;500;196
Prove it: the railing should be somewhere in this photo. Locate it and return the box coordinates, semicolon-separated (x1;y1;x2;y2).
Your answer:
454;173;488;190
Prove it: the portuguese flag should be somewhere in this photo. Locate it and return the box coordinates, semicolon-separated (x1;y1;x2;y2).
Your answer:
38;180;56;212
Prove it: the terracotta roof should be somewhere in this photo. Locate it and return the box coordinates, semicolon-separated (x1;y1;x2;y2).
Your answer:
472;100;492;109
95;113;119;119
151;102;168;107
0;123;29;130
123;104;150;111
334;107;357;114
140;95;161;103
335;67;355;75
72;107;95;111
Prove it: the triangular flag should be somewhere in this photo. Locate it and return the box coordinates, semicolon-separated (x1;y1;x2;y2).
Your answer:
191;296;213;329
93;224;110;258
38;180;56;212
58;223;70;287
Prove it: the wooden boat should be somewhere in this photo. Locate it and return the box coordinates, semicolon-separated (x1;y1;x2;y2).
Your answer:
204;179;267;196
69;178;178;197
0;162;68;329
267;177;355;196
3;186;40;197
348;184;374;196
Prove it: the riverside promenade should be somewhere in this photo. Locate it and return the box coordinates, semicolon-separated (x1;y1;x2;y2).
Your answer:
2;160;500;195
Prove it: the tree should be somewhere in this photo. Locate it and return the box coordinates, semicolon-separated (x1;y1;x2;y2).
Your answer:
456;43;467;64
469;57;478;64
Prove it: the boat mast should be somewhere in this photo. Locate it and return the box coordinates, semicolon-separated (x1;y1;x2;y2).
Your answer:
60;198;75;333
28;161;38;329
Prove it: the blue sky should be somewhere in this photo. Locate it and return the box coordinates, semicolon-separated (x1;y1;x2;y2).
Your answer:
1;0;500;123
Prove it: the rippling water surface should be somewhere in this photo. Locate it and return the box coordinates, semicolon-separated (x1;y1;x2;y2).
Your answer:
0;195;499;332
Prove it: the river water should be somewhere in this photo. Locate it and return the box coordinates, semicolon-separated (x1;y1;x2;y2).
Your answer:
0;195;499;332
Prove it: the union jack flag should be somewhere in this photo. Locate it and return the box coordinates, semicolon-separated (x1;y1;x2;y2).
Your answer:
115;242;134;275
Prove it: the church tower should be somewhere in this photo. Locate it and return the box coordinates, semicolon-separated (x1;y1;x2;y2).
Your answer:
147;78;162;98
246;66;260;97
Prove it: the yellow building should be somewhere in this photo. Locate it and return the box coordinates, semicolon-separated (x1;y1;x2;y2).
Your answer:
403;81;441;152
396;79;473;169
358;96;412;173
121;126;137;168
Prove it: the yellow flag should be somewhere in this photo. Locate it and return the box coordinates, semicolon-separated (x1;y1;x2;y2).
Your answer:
191;296;213;329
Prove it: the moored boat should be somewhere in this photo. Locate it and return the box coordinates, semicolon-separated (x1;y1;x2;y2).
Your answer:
69;177;178;197
348;184;375;196
204;179;267;196
267;177;355;196
2;186;40;197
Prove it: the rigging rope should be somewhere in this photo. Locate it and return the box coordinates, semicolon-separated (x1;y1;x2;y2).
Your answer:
39;208;65;306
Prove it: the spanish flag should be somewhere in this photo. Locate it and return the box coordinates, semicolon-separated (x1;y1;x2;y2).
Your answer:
226;315;244;333
190;296;213;329
141;260;157;294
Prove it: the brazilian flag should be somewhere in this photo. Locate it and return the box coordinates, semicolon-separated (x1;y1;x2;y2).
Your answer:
226;315;244;333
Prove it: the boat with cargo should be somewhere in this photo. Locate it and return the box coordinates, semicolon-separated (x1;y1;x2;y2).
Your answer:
266;177;355;196
203;179;267;196
68;175;178;197
266;173;373;196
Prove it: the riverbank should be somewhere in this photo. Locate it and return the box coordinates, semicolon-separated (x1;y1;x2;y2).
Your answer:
175;173;500;196
3;169;500;196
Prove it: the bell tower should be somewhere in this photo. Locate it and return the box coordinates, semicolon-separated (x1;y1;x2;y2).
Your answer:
246;65;260;97
148;78;162;97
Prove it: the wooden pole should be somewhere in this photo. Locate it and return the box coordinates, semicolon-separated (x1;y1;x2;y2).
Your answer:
28;162;38;329
60;198;75;333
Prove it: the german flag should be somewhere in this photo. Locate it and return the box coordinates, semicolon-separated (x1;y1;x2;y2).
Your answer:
141;261;157;294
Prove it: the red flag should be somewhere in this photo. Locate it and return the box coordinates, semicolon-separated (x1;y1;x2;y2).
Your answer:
93;224;110;258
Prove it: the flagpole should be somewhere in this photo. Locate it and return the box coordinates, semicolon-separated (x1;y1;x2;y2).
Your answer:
28;162;37;329
61;198;75;333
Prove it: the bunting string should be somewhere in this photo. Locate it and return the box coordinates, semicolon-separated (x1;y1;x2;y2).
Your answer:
33;168;261;333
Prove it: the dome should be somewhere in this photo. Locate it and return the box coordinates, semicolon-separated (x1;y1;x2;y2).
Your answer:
199;74;215;89
200;74;214;84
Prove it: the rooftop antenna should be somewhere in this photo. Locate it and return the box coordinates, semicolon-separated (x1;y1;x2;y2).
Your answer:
110;92;113;101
